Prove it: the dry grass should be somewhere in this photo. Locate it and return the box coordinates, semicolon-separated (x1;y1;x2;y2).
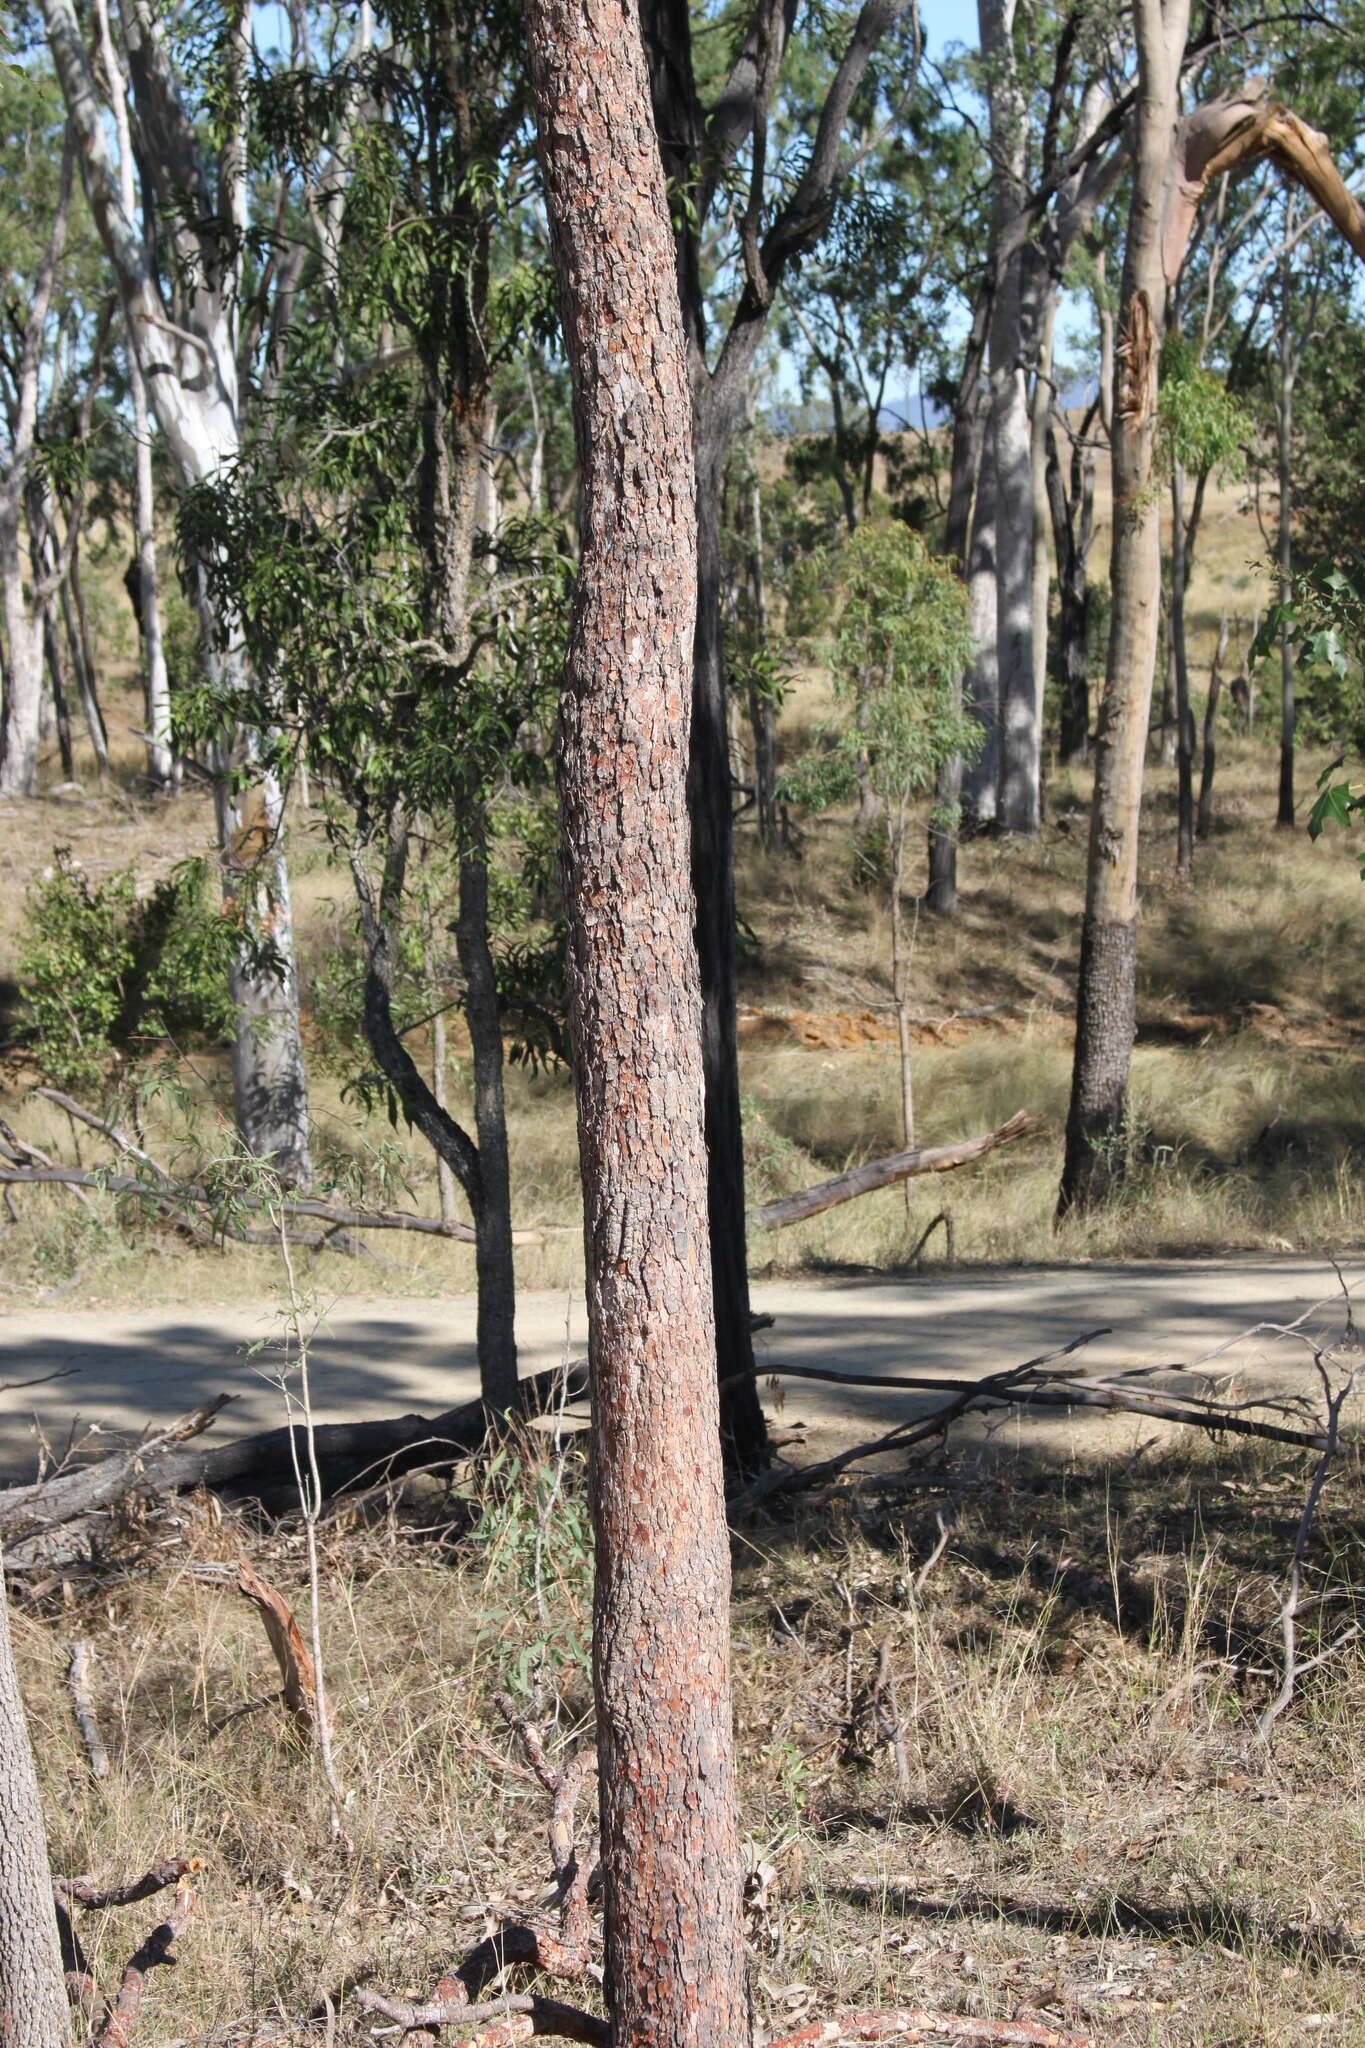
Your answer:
3;701;1363;1301
12;1415;1365;2045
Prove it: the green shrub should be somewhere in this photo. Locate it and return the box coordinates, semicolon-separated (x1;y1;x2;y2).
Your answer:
17;850;237;1093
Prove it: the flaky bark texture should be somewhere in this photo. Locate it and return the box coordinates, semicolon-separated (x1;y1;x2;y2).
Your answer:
526;3;747;2043
0;1553;69;2046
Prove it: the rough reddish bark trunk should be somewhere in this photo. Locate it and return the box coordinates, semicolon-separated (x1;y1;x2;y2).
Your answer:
525;3;747;2043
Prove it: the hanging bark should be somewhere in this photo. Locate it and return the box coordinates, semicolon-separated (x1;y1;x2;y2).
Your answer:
1275;233;1297;830
0;1548;70;2046
526;0;747;2037
1045;402;1097;763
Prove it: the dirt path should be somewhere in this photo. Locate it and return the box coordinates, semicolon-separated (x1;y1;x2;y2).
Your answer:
0;1255;1358;1480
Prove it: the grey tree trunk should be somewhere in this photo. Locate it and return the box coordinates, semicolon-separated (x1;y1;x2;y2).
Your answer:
1197;610;1229;840
979;0;1038;838
961;437;1000;830
0;1555;69;2048
526;1;748;2039
43;0;312;1181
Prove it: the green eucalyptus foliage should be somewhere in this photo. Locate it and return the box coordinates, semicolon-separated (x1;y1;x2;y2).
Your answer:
780;520;978;826
1157;334;1251;482
17;851;238;1093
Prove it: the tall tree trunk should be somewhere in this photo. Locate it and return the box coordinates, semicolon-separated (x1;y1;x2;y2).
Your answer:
1060;0;1190;1215
926;285;990;913
44;0;312;1177
130;358;174;787
0;1554;69;2047
527;6;747;2043
1197;609;1228;841
1171;458;1195;873
1276;276;1296;829
961;437;1000;831
693;419;768;1470
62;520;111;783
1029;291;1056;788
0;505;45;798
456;848;518;1415
1046;411;1095;763
979;0;1038;838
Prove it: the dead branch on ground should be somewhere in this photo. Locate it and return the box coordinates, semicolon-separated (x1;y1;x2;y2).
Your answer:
355;1696;603;2042
53;1860;198;2048
753;1114;1038;1231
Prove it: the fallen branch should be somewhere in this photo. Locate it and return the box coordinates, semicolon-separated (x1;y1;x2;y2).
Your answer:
740;1358;1335;1453
0;1364;588;1550
356;1696;603;2042
53;1862;198;2048
753;1114;1039;1231
235;1562;317;1737
763;2009;1095;2048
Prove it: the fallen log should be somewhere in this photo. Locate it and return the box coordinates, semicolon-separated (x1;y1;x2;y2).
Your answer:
0;1365;587;1546
753;1113;1039;1231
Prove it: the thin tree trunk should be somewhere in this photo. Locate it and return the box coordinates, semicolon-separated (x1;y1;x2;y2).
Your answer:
526;6;747;2041
0;505;45;798
1197;610;1228;840
1060;0;1190;1215
63;521;111;782
1029;292;1056;785
888;805;915;1219
131;360;174;787
961;436;1000;830
1171;458;1195;873
1276;272;1296;828
456;848;518;1414
42;597;75;783
0;1551;70;2046
745;441;778;849
927;286;991;912
693;419;768;1472
431;1001;459;1232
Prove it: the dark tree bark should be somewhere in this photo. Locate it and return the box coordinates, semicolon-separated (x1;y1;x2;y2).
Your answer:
1045;404;1097;764
927;281;991;914
1197;612;1228;840
456;849;518;1412
526;3;747;2041
1171;459;1196;873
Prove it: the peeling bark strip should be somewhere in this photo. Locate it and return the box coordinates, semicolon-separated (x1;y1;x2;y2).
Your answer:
524;1;747;2042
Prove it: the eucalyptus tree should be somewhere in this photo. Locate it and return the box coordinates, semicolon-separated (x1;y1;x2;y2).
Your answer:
781;522;976;1161
0;62;75;798
38;0;351;1179
525;0;747;2034
1059;39;1365;1212
193;0;558;1410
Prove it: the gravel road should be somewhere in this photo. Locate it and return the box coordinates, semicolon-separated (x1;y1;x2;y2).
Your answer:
0;1254;1358;1479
